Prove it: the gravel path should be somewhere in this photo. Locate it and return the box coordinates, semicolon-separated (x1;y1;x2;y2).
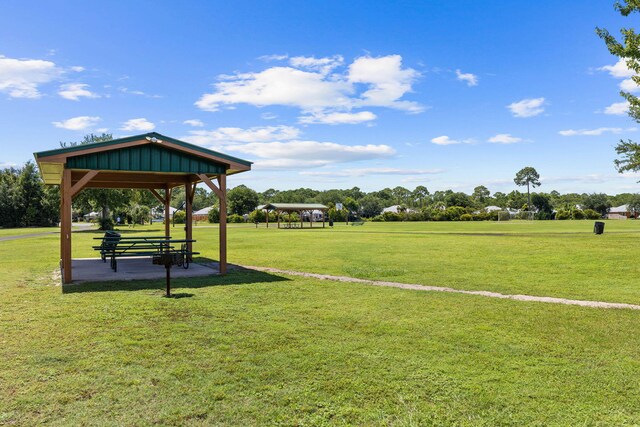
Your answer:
241;265;640;310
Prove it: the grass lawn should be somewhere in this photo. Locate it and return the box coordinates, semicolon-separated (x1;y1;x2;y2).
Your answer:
2;220;640;425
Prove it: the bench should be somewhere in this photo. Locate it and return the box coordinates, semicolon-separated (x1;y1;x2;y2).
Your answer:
92;233;198;272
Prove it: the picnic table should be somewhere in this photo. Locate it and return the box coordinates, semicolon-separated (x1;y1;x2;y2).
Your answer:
93;232;198;272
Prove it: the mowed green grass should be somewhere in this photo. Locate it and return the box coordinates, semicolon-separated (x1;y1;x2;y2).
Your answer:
2;220;640;425
167;220;640;304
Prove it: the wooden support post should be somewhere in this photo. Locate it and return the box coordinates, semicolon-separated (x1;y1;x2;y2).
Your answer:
265;208;269;228
300;210;303;228
197;173;227;274
323;210;326;228
61;168;72;283
185;182;194;256
217;174;227;274
310;210;313;228
164;186;171;238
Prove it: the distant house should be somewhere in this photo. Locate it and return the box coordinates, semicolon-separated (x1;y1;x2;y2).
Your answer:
193;206;214;222
303;209;326;222
151;206;177;219
484;206;502;213
83;211;101;221
383;205;413;214
608;204;635;219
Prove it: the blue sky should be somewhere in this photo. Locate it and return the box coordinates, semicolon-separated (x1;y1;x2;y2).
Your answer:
1;1;639;195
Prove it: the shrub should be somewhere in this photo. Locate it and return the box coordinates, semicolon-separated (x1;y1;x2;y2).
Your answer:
583;209;601;220
227;213;245;223
474;212;489;221
555;210;571;220
460;213;473;221
444;206;466;221
382;211;402;221
208;208;220;223
572;209;585;220
371;215;385;222
173;211;186;224
535;211;555;220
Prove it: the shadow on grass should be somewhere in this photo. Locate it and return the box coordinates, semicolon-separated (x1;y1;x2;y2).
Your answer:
62;265;290;294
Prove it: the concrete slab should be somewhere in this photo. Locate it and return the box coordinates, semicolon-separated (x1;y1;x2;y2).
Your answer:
71;257;219;283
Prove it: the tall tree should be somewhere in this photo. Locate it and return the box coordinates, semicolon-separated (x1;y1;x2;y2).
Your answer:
582;193;612;217
227;185;259;215
598;2;640;173
472;185;490;206
62;133;131;229
411;185;430;208
514;167;541;208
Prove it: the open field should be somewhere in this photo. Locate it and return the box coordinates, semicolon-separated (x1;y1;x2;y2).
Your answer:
2;220;640;425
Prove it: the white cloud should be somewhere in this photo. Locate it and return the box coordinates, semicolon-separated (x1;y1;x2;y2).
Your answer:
119;87;162;98
298;111;376;125
95;127;109;133
558;127;635;136
58;83;99;101
252;159;333;170
183;119;204;127
120;118;155;131
620;78;640;92
195;54;422;120
0;161;17;169
507;97;545;118
300;167;443;177
185;124;395;170
184;125;300;146
455;69;478;86
0;55;64;98
196;66;351;112
70;66;85;72
604;101;630;115
289;55;343;74
259;54;289;62
226;140;395;169
431;135;474;145
261;112;278;120
52;116;101;131
348;55;422;112
599;58;635;79
599;58;640;93
487;133;522;144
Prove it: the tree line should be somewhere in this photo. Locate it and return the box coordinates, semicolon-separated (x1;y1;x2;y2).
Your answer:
2;157;637;229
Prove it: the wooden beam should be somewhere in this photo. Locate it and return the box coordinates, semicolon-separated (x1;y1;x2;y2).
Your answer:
164;186;171;238
148;189;165;205
217;174;227;275
69;170;99;199
185;182;193;256
197;173;223;199
61;168;73;283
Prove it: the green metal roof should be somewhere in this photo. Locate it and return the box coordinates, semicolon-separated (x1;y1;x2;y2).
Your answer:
66;144;225;174
34;132;252;167
33;132;252;185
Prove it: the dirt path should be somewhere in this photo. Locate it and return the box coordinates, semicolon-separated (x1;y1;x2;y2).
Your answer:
241;265;640;311
0;232;57;242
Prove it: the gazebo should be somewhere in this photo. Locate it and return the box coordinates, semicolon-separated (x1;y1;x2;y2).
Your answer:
262;203;329;228
33;132;252;283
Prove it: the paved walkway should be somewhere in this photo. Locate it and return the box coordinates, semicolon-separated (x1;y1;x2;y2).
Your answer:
242;265;640;311
0;232;57;242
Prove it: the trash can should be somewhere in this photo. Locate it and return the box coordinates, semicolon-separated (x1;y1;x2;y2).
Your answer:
329;219;334;227
594;221;605;235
